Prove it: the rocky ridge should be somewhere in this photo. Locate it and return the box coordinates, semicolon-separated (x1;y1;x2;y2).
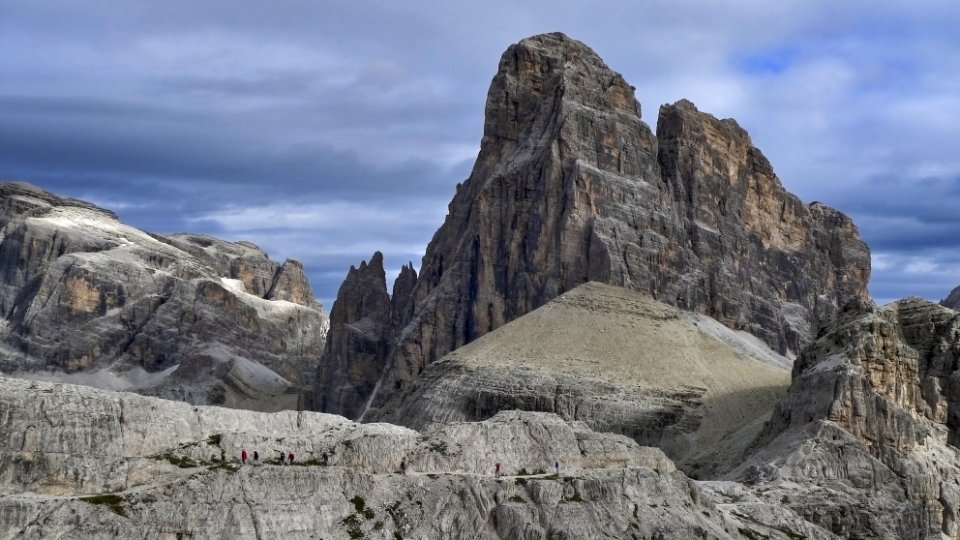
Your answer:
375;281;791;477
0;182;328;411
316;32;870;418
0;375;833;539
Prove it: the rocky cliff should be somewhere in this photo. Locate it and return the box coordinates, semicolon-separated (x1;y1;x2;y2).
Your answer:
315;32;870;418
0;375;834;539
0;182;328;410
314;252;393;419
733;297;960;538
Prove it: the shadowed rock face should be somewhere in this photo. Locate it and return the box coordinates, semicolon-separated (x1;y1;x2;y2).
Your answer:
0;182;328;411
315;32;870;418
313;252;394;419
735;297;960;538
942;285;960;310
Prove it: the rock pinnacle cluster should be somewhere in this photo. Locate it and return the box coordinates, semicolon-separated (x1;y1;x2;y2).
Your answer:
316;32;870;419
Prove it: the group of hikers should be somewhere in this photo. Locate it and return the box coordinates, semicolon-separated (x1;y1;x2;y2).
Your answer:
237;450;560;475
494;461;560;476
240;449;297;465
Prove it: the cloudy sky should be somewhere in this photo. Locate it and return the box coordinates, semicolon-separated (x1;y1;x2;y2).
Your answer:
1;1;958;307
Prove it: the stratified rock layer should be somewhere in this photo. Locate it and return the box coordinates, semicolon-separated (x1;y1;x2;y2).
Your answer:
0;182;328;410
0;376;832;539
315;32;870;417
735;297;960;539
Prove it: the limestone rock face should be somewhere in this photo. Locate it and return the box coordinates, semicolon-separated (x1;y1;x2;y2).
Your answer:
735;297;960;539
316;32;870;417
0;376;834;539
314;253;392;419
0;182;328;411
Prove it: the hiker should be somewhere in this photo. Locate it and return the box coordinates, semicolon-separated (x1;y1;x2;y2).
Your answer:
400;460;406;474
241;449;247;464
288;452;295;464
495;463;500;476
279;450;286;465
554;461;559;474
321;452;328;466
253;450;259;463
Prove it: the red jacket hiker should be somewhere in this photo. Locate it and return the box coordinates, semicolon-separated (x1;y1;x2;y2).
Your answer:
241;450;247;464
288;452;294;464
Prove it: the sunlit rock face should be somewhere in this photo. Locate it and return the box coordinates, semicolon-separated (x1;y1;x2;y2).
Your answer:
0;181;328;411
316;32;870;418
0;375;833;539
735;297;960;539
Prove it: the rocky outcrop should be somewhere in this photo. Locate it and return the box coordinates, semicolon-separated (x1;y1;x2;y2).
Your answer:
0;375;834;539
376;282;791;477
0;182;328;411
315;32;870;418
734;297;960;538
942;284;960;310
313;253;392;419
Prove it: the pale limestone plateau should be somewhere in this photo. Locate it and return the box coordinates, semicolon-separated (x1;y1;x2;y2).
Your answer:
0;376;831;539
0;182;328;411
315;32;870;420
375;281;792;478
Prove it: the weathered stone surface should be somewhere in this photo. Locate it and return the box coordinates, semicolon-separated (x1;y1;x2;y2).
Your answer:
316;32;870;418
0;182;328;411
0;375;836;539
376;282;791;477
734;297;960;539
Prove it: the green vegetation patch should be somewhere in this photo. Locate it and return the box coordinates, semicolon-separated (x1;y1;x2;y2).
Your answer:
153;452;198;468
427;440;449;454
78;494;127;517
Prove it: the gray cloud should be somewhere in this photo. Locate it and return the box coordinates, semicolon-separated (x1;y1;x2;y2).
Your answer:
2;1;960;306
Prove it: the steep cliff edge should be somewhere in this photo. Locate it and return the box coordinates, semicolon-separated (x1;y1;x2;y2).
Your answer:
733;298;960;538
315;32;870;418
0;182;328;410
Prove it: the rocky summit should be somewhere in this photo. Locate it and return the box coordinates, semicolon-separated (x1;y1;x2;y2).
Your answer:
0;182;328;411
316;32;870;419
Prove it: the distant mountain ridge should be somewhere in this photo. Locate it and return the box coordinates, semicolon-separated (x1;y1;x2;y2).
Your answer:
0;181;328;410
